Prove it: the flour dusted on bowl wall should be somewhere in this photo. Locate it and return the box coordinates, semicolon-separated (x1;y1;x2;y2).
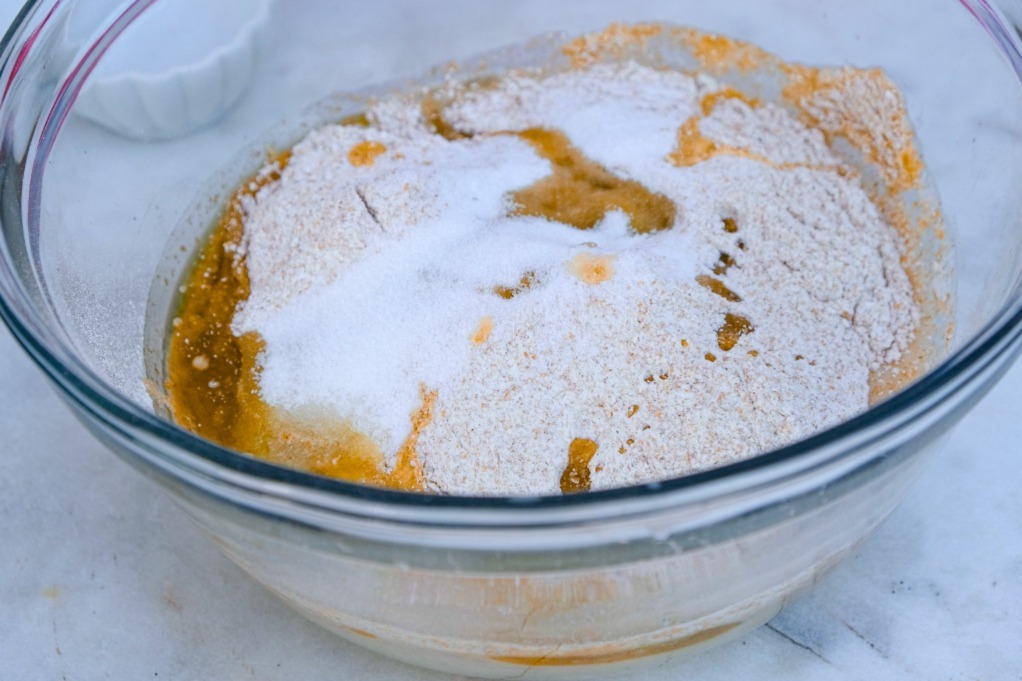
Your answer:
157;24;947;496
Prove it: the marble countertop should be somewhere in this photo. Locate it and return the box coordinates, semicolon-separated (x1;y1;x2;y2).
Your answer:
2;2;1021;680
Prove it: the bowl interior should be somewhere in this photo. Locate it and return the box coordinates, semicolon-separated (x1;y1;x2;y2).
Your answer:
9;0;1022;487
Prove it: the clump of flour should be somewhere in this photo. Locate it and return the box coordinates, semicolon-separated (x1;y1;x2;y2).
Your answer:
233;61;916;495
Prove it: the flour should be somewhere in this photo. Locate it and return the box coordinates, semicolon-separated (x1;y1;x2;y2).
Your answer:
232;60;917;495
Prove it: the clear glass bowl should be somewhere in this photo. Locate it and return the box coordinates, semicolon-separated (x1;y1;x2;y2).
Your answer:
2;1;1022;678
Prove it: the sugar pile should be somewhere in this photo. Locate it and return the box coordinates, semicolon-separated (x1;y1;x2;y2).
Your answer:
233;61;916;495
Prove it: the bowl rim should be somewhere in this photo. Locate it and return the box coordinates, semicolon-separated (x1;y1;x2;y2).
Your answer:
2;0;1022;525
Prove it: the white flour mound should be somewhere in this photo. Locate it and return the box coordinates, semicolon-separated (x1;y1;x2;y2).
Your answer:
233;61;917;495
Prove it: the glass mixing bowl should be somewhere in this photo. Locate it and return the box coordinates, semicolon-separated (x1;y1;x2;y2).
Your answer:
2;1;1022;678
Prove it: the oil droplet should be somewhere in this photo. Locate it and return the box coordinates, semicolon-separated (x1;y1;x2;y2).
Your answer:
494;271;536;299
348;141;387;167
511;128;676;234
712;252;736;276
696;275;742;302
340;112;371;128
472;316;493;345
668;117;721;167
569;253;615;285
717;313;754;351
560;438;599;494
421;96;471;141
700;88;760;116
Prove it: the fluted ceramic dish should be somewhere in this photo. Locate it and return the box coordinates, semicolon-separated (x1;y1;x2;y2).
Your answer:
73;0;273;139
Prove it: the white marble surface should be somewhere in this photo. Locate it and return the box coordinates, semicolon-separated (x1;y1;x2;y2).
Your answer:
2;1;1022;680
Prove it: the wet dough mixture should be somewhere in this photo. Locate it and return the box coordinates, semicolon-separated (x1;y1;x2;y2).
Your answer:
163;25;936;496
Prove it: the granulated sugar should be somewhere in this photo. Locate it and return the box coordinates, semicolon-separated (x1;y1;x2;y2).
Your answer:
231;60;917;495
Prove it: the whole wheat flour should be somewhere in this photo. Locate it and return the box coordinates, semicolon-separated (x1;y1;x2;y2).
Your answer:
222;59;917;495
